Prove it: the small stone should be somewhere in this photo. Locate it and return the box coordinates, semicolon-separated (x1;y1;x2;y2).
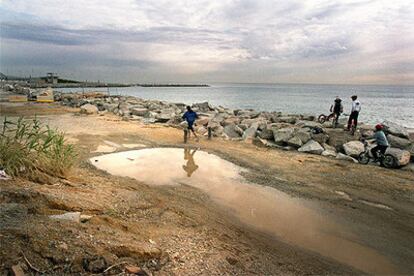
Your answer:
49;212;81;223
125;265;143;274
80;104;98;115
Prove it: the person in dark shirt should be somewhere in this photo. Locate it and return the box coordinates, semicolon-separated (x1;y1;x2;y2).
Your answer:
182;106;199;140
330;96;343;126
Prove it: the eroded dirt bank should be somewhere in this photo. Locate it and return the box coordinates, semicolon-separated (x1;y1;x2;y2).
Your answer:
1;102;413;275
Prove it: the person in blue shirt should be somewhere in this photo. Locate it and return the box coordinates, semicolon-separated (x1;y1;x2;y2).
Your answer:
371;124;389;162
182;106;199;140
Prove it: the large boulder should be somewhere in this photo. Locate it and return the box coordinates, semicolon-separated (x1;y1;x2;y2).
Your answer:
155;111;175;123
343;141;365;157
311;133;329;145
295;121;322;129
273;127;295;144
242;123;258;140
274;116;297;124
298;140;324;155
224;124;242;138
258;128;274;140
382;120;409;139
295;129;312;144
80;104;98;114
287;136;303;148
387;135;411;149
193;102;214;112
386;148;411;167
130;107;148;116
222;117;240;126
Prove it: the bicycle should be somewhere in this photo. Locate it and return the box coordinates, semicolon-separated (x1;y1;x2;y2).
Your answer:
318;113;339;128
358;139;396;168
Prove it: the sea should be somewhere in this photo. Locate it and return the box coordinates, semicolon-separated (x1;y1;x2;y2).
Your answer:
57;83;414;128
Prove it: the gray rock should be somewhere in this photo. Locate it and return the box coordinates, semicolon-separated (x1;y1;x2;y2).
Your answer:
382;120;409;139
295;120;322;129
387;134;411;149
322;150;337;157
213;125;224;136
238;124;248;131
343;141;364;157
273;127;295;144
80;104;98;114
386;148;411;166
311;133;329;145
193;102;214;112
234;125;244;136
222;117;240;126
224;124;242;138
322;143;337;152
143;118;157;124
130;107;148;116
49;212;81;223
274;116;297;124
336;153;358;163
298;140;324;155
242;123;258;140
258;128;274;140
295;129;312;144
287;136;303;148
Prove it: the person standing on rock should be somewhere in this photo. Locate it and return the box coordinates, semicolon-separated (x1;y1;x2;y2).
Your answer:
347;95;361;131
330;96;343;127
182;106;199;141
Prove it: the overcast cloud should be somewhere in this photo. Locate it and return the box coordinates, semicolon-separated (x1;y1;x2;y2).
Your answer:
0;0;413;84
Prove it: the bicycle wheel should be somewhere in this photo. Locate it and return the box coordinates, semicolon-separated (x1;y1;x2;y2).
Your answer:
318;114;326;124
382;154;396;168
358;152;370;164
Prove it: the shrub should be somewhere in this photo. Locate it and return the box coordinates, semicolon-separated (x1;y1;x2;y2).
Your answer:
0;116;77;179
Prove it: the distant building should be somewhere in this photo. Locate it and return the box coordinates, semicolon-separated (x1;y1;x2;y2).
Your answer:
46;73;58;84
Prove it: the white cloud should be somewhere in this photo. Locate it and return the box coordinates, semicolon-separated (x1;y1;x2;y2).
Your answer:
1;0;413;84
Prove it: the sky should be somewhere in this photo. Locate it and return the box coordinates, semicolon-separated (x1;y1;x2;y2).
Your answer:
0;0;413;85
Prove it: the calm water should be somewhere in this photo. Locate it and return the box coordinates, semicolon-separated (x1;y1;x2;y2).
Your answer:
58;83;414;128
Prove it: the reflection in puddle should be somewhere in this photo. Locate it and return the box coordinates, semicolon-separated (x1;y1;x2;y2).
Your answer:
91;148;397;274
183;148;199;177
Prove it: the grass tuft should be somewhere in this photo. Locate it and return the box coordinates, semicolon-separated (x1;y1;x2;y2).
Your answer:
0;116;77;180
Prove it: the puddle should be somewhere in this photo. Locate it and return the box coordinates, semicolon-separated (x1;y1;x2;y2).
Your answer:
91;148;397;274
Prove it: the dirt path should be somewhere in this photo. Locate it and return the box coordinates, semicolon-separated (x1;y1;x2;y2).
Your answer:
1;102;413;275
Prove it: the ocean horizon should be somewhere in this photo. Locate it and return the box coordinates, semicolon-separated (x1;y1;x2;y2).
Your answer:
57;83;414;128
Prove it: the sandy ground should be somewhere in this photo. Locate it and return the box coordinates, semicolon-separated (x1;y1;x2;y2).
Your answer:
1;102;413;275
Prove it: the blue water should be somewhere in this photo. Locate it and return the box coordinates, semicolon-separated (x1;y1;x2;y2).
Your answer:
57;83;414;128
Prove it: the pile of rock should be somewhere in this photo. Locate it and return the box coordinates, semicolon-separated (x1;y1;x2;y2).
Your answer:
57;92;413;167
1;83;31;95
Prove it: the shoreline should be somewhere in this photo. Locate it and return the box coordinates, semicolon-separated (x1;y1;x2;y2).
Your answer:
54;91;413;167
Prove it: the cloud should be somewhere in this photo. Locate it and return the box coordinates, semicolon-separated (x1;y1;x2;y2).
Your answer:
0;0;413;84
